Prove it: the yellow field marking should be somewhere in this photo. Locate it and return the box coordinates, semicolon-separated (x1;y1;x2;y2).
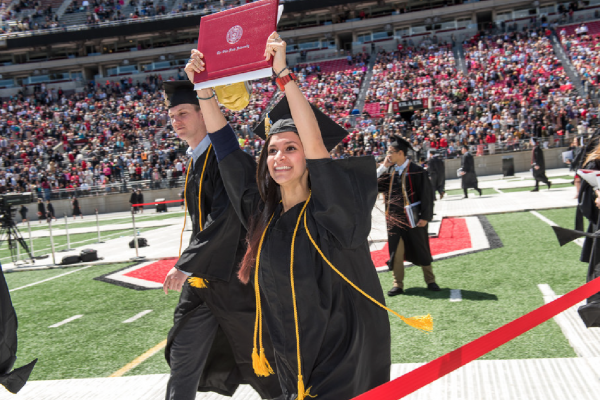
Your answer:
110;339;167;377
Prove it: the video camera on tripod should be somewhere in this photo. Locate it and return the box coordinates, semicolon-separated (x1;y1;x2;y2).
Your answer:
0;192;35;264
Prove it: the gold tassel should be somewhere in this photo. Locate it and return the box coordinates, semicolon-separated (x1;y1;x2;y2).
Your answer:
295;377;317;400
400;314;433;332
251;347;274;377
188;277;208;288
297;376;305;400
258;348;274;376
252;347;261;375
265;115;271;137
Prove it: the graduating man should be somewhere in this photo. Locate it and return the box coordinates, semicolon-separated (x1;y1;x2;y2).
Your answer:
378;136;440;296
427;151;445;200
161;81;281;400
460;145;482;198
531;138;552;192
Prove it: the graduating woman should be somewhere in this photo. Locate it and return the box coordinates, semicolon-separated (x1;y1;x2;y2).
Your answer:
186;33;430;400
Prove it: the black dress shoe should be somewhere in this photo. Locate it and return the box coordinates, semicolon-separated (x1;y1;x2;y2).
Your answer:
531;188;539;192
427;282;441;291
547;182;552;190
462;196;468;199
477;189;482;196
440;192;445;200
388;287;404;296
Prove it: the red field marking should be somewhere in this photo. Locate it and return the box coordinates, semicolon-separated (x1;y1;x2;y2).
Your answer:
371;218;472;268
124;258;178;283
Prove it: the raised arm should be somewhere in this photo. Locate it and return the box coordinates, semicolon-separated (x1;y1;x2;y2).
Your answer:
184;49;228;133
265;32;330;160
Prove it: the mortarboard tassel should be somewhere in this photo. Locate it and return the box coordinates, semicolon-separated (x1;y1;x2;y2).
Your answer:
265;115;271;137
188;277;208;289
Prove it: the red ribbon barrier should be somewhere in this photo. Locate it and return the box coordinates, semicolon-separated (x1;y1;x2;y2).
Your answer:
132;199;183;207
353;276;600;400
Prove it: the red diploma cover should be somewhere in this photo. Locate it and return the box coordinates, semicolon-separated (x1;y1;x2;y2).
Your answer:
193;0;281;90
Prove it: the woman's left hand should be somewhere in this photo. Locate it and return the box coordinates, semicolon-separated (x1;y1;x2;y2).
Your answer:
264;31;287;75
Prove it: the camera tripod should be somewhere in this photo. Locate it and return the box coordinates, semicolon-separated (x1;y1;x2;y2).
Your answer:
0;208;34;264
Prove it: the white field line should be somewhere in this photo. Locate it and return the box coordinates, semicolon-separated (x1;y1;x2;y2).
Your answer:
450;289;462;302
123;310;153;323
537;283;556;297
530;211;584;248
49;314;83;328
494;188;504;194
9;265;95;292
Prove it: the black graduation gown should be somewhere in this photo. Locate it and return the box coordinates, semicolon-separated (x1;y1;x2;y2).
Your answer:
37;203;46;220
378;162;434;267
47;203;55;219
576;161;600;323
166;149;281;398
428;156;445;194
218;151;391;400
461;152;478;189
0;264;37;394
72;199;82;216
532;146;549;182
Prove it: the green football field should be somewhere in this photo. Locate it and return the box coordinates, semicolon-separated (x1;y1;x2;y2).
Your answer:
2;207;587;381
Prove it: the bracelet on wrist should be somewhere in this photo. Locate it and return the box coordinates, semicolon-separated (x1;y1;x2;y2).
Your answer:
197;90;216;101
274;66;289;78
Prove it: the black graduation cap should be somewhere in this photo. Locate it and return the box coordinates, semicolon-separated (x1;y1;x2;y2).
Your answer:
163;81;199;109
253;95;349;152
389;135;413;154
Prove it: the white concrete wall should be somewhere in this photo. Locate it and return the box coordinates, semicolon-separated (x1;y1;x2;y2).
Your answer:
19;187;183;220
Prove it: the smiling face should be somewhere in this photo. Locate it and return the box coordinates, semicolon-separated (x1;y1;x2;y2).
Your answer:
266;131;307;187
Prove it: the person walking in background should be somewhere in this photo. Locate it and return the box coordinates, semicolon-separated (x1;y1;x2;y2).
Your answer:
136;189;144;214
427;151;446;200
37;199;46;224
19;205;28;224
129;189;138;213
46;200;57;222
378;136;440;296
72;196;83;219
531;137;552;192
460;145;482;198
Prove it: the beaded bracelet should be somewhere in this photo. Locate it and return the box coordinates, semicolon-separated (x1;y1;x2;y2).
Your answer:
197;90;216;100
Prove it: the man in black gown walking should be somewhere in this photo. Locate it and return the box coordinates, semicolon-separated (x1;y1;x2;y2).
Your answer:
531;138;552;192
161;81;281;400
460;145;482;198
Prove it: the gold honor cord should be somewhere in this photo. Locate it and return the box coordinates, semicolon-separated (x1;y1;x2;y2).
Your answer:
178;144;213;289
252;191;433;400
251;212;277;378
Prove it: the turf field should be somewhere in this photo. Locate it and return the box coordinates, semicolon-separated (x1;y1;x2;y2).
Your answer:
2;207;587;380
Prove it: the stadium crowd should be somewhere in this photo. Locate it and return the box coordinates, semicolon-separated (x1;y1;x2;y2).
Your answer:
0;23;598;197
357;28;596;161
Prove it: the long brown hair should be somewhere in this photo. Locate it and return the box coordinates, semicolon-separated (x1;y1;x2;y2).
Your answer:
238;134;282;284
584;139;600;167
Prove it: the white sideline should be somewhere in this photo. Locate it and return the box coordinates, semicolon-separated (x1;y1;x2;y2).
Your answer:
49;315;83;328
123;310;153;323
9;265;94;292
